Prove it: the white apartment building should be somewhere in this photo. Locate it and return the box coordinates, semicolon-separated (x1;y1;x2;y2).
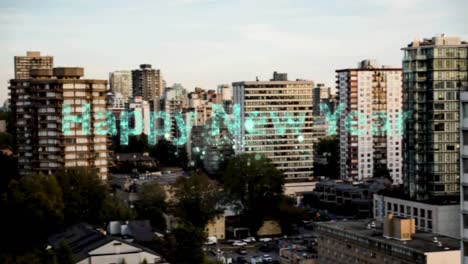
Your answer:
373;194;460;238
233;72;314;179
129;96;151;136
337;60;403;183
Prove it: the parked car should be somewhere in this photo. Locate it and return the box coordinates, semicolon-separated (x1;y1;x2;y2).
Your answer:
243;237;256;243
259;244;272;253
236;256;248;264
259;237;273;242
204;236;217;245
236;247;247;255
262;254;273;262
259;237;272;242
233;240;248;247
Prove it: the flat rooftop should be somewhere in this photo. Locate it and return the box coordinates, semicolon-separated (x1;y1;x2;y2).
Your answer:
317;219;460;253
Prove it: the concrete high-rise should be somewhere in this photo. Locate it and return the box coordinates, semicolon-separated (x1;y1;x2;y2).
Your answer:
460;90;468;263
110;70;132;99
131;64;164;102
233;72;314;179
9;67;109;180
14;51;53;79
337;60;403;183
403;35;468;200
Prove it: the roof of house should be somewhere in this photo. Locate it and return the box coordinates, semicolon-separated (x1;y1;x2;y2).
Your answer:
48;223;161;262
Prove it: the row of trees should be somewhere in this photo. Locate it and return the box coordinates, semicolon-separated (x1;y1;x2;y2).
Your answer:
0;149;302;263
0;162;132;263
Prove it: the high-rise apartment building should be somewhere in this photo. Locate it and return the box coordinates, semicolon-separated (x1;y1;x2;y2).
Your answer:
14;51;53;79
459;90;468;263
131;64;164;103
161;83;188;141
110;70;132;99
337;60;403;183
9;67;109;180
312;83;333;116
403;35;468;200
233;72;314;179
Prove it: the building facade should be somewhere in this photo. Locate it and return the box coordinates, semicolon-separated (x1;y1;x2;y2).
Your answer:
460;90;468;263
110;70;132;98
337;60;403;182
9;67;109;179
131;64;164;102
316;219;460;264
373;194;459;238
14;51;53;80
403;35;468;200
233;72;314;179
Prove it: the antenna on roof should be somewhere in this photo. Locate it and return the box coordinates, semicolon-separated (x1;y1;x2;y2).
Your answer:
256;76;259;82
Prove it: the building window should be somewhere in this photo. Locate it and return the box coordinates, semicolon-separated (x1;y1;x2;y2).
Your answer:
420;209;425;218
406;206;411;215
400;205;404;214
428;210;432;219
393;204;398;212
413;208;418;216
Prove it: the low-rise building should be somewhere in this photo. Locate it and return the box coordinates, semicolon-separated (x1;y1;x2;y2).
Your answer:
373;194;460;238
316;217;460;264
48;223;163;264
205;214;226;240
303;178;390;218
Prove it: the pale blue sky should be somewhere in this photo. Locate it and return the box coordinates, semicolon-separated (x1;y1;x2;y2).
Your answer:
1;0;467;103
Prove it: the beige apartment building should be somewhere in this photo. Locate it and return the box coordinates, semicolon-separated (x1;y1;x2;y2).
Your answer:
233;72;314;179
14;51;53;80
9;67;109;179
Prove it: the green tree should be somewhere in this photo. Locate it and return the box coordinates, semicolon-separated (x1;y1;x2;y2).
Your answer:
55;168;114;225
313;136;339;178
2;174;64;250
223;153;284;233
149;139;188;168
0;152;19;194
133;182;167;231
54;241;75;264
274;196;306;235
373;165;392;183
0;132;13;149
171;172;222;229
172;224;205;264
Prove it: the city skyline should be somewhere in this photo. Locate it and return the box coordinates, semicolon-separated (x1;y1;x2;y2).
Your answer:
1;0;467;103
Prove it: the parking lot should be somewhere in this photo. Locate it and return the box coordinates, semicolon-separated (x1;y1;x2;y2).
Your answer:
205;231;317;263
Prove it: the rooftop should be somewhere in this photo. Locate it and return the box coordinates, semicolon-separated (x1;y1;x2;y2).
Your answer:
316;219;460;253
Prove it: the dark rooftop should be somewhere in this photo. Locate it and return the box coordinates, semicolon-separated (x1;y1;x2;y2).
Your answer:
316;219;460;254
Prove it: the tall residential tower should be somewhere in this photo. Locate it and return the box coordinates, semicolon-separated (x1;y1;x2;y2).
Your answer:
403;35;468;200
233;72;314;179
9;67;109;180
337;60;403;183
